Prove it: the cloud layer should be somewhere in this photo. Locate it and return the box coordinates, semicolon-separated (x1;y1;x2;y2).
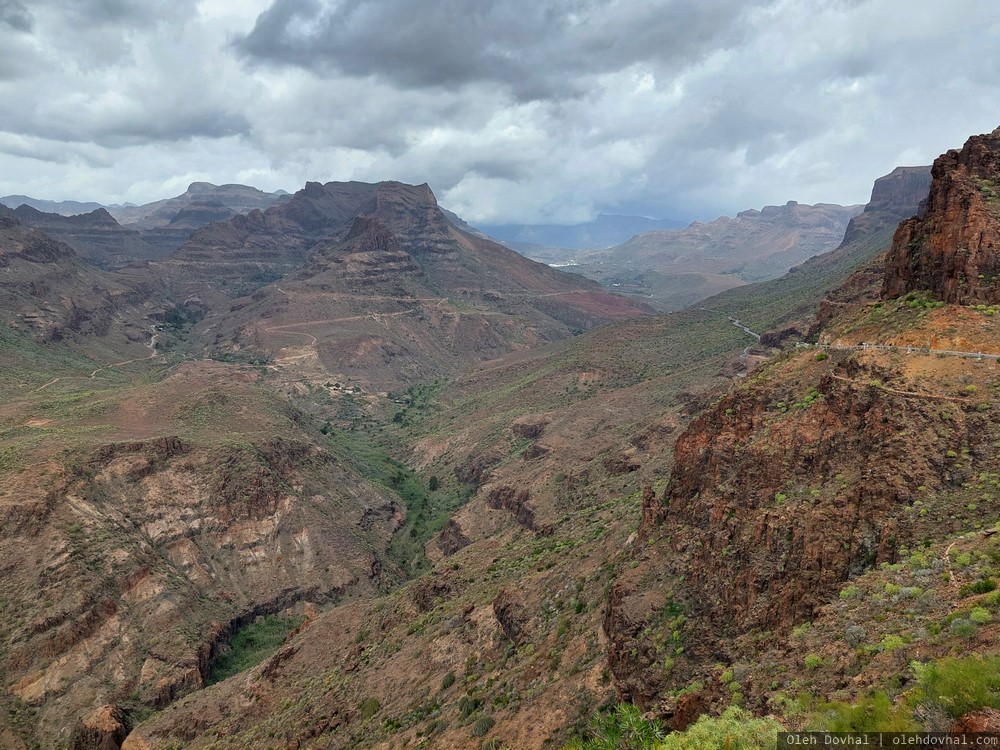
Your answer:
0;0;998;223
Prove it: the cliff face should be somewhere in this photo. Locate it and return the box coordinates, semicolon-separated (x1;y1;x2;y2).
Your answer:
6;205;159;270
605;314;1000;719
883;127;1000;303
839;166;931;246
0;362;403;748
602;133;1000;724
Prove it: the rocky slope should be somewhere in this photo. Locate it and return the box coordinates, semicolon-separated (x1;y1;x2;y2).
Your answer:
840;166;932;246
0;214;156;354
2;141;987;750
183;181;652;392
569;201;863;310
602;131;1000;728
0;357;404;750
884;128;1000;304
3;205;162;269
111;157;944;750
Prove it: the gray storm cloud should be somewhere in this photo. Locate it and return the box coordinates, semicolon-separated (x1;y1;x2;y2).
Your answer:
234;0;764;101
0;0;998;223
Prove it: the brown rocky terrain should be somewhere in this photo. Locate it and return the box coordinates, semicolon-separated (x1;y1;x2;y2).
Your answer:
1;205;162;270
184;181;652;392
0;214;156;355
601;130;1000;727
3;139;994;750
112;162;939;749
884;128;1000;304
840;166;932;246
0;358;404;749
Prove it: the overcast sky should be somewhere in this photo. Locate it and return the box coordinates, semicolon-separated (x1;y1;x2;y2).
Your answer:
0;0;998;224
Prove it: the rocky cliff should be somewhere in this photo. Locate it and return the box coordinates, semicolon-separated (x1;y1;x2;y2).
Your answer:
177;180;651;391
0;216;154;348
883;128;1000;303
0;362;403;749
5;205;160;270
839;166;931;246
602;132;1000;727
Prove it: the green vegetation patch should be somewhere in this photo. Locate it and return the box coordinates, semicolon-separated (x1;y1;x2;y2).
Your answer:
206;613;304;685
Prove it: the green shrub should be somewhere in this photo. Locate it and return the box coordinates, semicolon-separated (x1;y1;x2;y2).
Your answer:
359;697;381;720
959;578;997;597
441;671;456;690
880;635;905;652
563;703;664;750
804;654;823;670
459;695;482;719
914;655;1000;718
969;607;992;624
949;618;977;638
805;691;918;732
472;716;496;737
658;706;782;750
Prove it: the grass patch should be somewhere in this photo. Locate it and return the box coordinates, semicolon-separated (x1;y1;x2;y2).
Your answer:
207;613;304;685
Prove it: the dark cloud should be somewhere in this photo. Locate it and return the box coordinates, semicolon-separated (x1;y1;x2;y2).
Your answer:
0;1;31;31
1;0;1000;224
48;0;196;25
234;0;765;101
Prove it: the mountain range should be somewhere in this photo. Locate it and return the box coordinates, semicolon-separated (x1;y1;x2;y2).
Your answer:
1;127;999;750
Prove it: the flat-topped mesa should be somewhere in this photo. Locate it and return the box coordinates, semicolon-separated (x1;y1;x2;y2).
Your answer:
883;127;1000;304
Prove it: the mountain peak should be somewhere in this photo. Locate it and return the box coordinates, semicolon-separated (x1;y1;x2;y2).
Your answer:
883;127;1000;303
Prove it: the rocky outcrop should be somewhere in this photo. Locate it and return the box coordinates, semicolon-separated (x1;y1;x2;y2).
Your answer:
607;347;991;709
883;127;1000;303
8;205;159;269
304;216;422;283
0;411;401;748
436;519;471;556
953;708;1000;733
486;486;553;535
70;704;129;750
840;166;932;246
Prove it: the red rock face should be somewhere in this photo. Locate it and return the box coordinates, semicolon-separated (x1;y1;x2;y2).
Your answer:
883;127;1000;304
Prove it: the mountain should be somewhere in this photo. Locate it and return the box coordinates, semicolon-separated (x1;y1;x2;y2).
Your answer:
0;195;108;216
0;217;407;750
884;129;1000;303
604;129;1000;729
5;135;996;750
168;180;652;391
0;213;155;353
567;201;864;310
480;213;688;254
3;204;162;270
114;151;958;750
109;182;289;229
839;166;934;246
